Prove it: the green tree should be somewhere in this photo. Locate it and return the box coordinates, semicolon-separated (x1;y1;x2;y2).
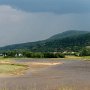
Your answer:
80;48;90;56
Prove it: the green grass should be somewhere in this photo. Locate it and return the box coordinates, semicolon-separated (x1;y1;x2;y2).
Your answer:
82;56;90;61
0;63;28;75
0;64;24;73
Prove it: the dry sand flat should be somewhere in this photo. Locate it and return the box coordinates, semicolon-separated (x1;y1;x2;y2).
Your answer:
25;62;62;69
29;62;62;65
0;59;90;90
23;62;63;75
0;59;63;77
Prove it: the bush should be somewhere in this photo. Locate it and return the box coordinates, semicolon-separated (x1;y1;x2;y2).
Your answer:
31;53;44;58
43;52;65;58
54;53;65;58
80;48;90;56
24;52;32;58
43;53;55;58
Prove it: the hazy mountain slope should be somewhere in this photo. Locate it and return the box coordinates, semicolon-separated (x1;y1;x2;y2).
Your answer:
48;30;89;40
0;30;90;52
44;33;90;51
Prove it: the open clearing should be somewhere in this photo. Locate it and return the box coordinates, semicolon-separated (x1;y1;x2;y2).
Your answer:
0;58;90;90
0;60;28;76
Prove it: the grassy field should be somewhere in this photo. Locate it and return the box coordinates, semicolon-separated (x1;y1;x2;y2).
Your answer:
0;64;28;75
0;58;28;76
82;56;90;60
65;55;90;60
0;56;90;61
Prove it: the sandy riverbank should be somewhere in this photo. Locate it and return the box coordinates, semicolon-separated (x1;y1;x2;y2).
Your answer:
0;60;63;77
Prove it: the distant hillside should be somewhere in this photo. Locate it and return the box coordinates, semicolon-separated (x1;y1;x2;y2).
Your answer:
48;30;89;40
0;30;90;52
44;33;90;52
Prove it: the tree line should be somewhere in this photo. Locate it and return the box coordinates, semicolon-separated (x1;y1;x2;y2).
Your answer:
1;50;65;58
0;47;90;58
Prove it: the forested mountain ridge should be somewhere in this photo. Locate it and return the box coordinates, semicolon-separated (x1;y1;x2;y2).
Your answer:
47;30;89;40
0;30;90;52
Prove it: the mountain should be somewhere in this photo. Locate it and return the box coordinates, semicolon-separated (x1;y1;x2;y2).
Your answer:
48;30;89;40
0;30;90;52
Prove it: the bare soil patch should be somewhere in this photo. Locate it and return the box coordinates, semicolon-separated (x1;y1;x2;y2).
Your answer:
0;59;62;77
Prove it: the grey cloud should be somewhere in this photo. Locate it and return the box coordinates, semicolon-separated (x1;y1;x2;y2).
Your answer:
0;0;90;14
0;5;89;46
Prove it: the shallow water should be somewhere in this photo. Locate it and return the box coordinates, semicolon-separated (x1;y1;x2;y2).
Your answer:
0;59;90;90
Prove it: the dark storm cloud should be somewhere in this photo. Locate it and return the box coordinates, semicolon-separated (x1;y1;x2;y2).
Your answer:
0;0;90;46
0;0;90;14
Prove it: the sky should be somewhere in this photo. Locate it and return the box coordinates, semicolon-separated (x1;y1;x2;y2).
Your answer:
0;0;90;46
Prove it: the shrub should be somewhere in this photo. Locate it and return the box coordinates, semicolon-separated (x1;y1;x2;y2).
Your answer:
31;53;44;58
80;48;90;56
54;53;65;58
43;53;55;58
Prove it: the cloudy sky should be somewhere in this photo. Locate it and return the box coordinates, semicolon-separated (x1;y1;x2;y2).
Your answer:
0;0;90;46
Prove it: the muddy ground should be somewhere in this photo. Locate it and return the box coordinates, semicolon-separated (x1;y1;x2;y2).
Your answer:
0;59;90;90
